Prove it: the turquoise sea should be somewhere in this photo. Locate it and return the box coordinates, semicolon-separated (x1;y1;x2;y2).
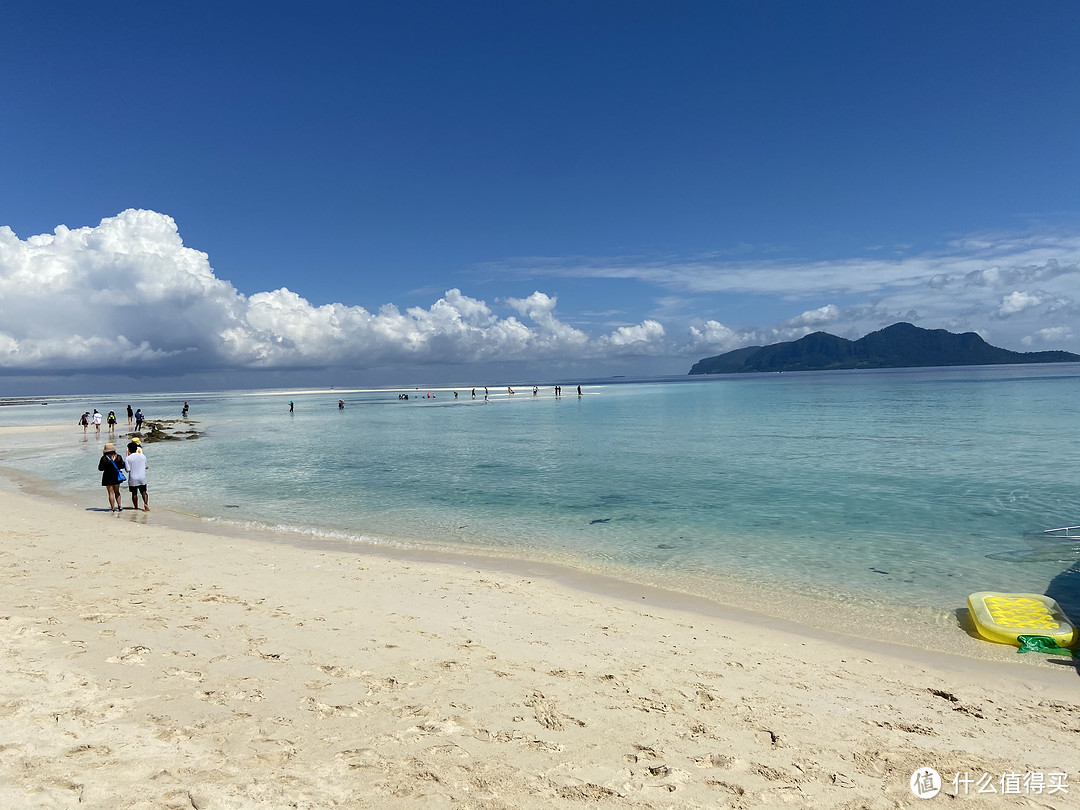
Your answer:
2;364;1079;628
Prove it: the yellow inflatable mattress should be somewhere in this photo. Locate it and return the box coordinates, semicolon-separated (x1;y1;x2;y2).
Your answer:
967;592;1077;648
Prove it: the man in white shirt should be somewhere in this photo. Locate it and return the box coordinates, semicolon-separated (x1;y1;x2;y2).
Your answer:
124;440;149;512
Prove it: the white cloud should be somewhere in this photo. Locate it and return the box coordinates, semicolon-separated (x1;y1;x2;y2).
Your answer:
1035;326;1073;343
2;211;1079;380
689;320;740;349
598;320;667;352
781;304;840;329
0;210;245;371
491;235;1080;302
0;210;663;373
996;290;1041;317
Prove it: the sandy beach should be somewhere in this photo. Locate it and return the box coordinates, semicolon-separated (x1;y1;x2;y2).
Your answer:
1;479;1078;809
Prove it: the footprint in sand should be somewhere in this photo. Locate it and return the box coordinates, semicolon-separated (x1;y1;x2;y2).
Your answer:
524;692;566;731
161;666;204;682
315;664;364;678
198;685;265;705
106;645;151;665
335;747;382;770
301;696;365;717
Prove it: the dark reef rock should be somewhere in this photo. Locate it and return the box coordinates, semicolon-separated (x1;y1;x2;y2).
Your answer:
128;419;200;443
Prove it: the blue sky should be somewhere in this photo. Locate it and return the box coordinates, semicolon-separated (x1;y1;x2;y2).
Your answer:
2;2;1078;393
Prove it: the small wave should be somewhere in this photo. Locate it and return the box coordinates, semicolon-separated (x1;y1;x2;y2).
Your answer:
986;545;1080;563
1021;527;1080;546
202;515;409;548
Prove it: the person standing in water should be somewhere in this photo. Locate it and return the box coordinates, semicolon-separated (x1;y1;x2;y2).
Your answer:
182;401;189;417
289;400;294;413
134;408;144;432
126;404;134;426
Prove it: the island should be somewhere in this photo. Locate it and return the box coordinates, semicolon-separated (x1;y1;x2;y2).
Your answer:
688;322;1080;375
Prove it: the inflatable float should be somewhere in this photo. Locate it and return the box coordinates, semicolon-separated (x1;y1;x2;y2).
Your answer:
967;591;1077;649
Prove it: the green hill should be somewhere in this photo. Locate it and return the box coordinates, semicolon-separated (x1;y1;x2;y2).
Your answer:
688;323;1080;375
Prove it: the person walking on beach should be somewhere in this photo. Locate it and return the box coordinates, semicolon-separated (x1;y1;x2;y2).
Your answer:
92;409;102;434
79;412;90;434
134;408;144;431
182;401;189;417
577;385;582;396
106;410;117;432
98;443;126;512
289;400;294;412
124;439;149;512
126;404;133;426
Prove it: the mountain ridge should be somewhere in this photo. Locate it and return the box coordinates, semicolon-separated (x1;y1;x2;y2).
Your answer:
688;323;1080;375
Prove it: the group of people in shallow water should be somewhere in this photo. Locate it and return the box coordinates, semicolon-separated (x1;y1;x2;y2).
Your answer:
80;405;145;434
475;384;580;398
331;385;584;408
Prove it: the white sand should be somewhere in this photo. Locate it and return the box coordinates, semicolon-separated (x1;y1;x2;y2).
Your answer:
1;485;1078;809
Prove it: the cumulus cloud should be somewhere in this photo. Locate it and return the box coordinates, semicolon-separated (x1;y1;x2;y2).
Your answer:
688;320;741;349
0;210;667;374
1035;326;1073;342
996;290;1041;317
597;320;667;352
781;304;840;329
2;210;1079;380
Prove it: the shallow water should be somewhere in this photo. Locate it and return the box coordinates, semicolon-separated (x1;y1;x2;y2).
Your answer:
4;364;1079;619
